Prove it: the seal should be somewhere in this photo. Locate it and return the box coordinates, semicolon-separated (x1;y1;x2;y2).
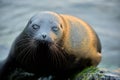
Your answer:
0;11;102;80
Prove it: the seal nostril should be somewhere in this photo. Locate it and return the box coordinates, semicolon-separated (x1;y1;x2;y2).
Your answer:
42;35;46;39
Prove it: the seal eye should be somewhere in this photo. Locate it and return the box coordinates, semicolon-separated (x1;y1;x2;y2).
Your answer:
32;24;40;30
52;26;59;32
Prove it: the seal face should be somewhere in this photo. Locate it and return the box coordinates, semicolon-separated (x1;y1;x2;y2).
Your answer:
14;12;68;73
0;11;102;79
25;12;64;44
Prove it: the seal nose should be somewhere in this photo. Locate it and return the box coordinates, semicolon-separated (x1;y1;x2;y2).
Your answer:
42;34;46;39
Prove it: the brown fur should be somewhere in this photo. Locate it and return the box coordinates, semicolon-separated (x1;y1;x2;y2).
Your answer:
60;14;101;66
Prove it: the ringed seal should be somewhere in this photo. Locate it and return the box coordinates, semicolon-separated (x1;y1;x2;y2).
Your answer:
0;11;102;80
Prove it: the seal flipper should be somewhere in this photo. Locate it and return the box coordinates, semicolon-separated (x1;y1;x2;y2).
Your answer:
0;58;16;80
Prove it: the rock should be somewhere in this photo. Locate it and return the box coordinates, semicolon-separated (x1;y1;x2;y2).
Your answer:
9;67;120;80
74;67;120;80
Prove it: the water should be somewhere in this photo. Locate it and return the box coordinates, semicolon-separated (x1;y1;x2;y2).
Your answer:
0;0;120;70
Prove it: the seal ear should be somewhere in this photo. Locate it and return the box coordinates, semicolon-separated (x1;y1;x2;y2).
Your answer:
59;14;67;31
60;24;63;29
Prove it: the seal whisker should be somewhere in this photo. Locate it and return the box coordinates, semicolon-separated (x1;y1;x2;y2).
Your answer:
33;48;38;63
16;38;31;44
47;48;56;67
51;45;62;67
16;44;31;63
16;42;30;49
15;38;31;48
29;45;37;63
53;44;68;65
52;51;59;67
23;46;33;64
20;47;30;63
49;45;58;67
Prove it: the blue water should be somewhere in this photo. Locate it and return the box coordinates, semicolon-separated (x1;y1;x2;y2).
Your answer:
0;0;120;70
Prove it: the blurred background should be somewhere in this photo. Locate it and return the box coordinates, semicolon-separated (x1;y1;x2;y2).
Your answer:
0;0;120;71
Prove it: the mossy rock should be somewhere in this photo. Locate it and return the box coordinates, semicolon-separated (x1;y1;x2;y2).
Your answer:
73;66;104;80
9;67;120;80
73;66;120;80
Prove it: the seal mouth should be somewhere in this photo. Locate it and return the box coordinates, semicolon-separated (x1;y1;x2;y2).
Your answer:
34;39;53;47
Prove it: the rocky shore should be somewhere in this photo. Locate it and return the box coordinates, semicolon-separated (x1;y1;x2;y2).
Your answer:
9;67;120;80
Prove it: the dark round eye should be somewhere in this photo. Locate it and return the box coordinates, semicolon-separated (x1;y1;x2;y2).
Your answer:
52;26;59;32
32;24;40;30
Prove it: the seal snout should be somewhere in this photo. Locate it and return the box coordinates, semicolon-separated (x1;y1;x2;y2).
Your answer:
42;34;47;39
40;33;48;41
33;33;53;44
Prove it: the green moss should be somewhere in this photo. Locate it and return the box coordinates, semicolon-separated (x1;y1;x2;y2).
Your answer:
73;66;104;80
